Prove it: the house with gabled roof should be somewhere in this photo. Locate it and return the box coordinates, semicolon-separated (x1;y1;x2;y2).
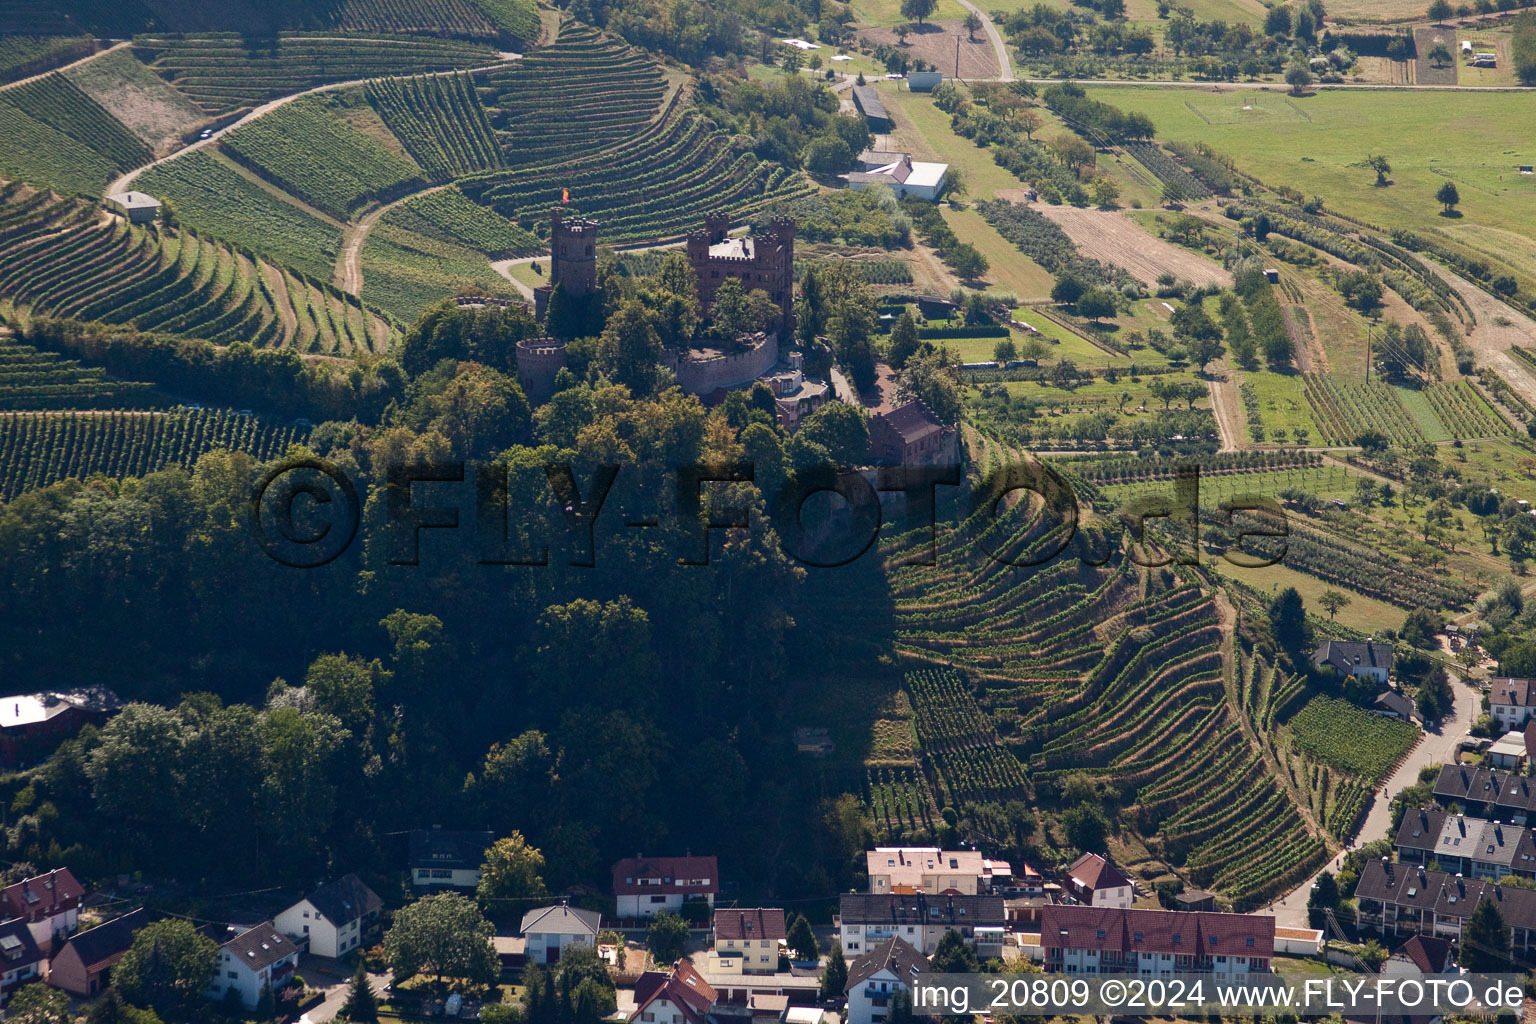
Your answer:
612;855;718;919
521;903;601;965
0;918;44;999
844;936;926;1024
1311;639;1394;684
837;892;1004;956
1491;678;1536;733
48;907;149;997
409;827;494;889
1432;763;1536;824
207;922;300;1008
869;400;959;467
632;957;717;1024
1064;853;1133;909
711;908;785;975
274;873;383;958
1;867;84;952
1382;934;1454;975
1040;905;1273;975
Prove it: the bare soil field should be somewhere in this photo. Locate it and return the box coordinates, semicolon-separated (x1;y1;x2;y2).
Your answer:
1412;26;1459;85
858;21;998;79
1423;259;1536;405
64;50;207;157
1032;204;1232;289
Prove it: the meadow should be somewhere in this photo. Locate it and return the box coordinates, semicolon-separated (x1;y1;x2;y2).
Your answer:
1085;86;1536;285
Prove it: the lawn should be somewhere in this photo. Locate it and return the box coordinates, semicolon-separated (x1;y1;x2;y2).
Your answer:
883;84;1022;199
1211;557;1408;633
1084;86;1536;286
1243;371;1322;442
1011;307;1136;365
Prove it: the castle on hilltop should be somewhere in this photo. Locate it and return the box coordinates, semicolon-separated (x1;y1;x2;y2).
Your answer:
532;207;598;322
686;212;795;333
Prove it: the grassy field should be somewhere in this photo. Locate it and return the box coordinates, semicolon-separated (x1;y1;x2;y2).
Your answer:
1212;558;1408;633
848;0;968;28
1243;372;1322;441
1084;86;1536;285
883;84;1022;199
1012;307;1137;364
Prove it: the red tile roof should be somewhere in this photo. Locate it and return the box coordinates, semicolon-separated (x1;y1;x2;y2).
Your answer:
612;856;718;897
1041;905;1274;958
1066;853;1131;893
634;959;717;1024
1;867;83;922
714;908;786;942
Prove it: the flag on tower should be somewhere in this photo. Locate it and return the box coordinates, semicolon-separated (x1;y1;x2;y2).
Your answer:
561;188;569;204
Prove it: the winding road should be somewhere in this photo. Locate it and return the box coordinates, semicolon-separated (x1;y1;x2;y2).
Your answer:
1255;677;1480;929
953;0;1013;82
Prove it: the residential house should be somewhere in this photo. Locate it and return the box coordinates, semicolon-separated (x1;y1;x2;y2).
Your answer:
612;855;719;919
48;908;149;997
869;401;960;467
1354;858;1536;953
521;903;601;965
0;688;119;769
1432;764;1536;824
1064;853;1133;910
844;151;948;202
758;356;830;431
711;908;785;975
1;868;84;952
408;827;493;889
632;958;717;1024
865;848;1009;896
1040;905;1274;975
1492;679;1536;733
843;936;926;1024
1374;689;1416;723
275;873;383;958
0;919;45;1000
207;923;300;1009
1311;640;1394;684
837;893;1004;957
1393;807;1536;880
1382;934;1454;975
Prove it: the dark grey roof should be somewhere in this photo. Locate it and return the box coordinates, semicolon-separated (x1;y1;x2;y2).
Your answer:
521;903;601;936
57;908;149;970
305;873;382;925
838;892;1004;927
1355;859;1536;930
1375;690;1415;718
1312;639;1393;675
1395;806;1447;854
408;828;494;870
852;86;890;124
0;917;44;969
221;922;298;973
1432;764;1536;815
845;936;926;993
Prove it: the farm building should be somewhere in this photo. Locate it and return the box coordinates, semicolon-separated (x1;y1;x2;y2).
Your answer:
906;70;943;91
869;400;960;467
104;192;162;224
0;688;119;769
851;87;892;132
845;151;948;202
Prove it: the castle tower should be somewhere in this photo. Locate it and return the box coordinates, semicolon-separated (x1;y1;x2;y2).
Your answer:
704;211;730;245
767;217;796;330
548;207;597;298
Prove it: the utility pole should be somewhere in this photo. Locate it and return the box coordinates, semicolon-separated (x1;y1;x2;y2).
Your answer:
955;36;960;81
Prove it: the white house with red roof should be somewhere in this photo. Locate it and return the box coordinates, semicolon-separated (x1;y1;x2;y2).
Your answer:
1041;905;1273;975
631;958;717;1024
1;867;83;952
1064;853;1133;909
612;855;718;919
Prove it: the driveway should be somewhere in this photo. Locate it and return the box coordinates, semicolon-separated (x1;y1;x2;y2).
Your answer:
1255;676;1480;929
297;955;387;1023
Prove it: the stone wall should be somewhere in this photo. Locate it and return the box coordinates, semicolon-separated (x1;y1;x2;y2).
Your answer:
665;332;779;395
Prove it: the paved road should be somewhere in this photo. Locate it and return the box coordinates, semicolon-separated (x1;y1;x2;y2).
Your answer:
297;957;388;1023
1256;677;1480;929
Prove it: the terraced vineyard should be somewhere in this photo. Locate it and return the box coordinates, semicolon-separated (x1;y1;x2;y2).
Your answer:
366;72;505;179
1302;375;1424;446
0;333;153;410
220;95;427;219
476;23;668;166
323;0;538;43
459;104;815;245
0;183;388;354
0;35;94;84
0;71;154;195
381;186;538;256
3;73;153;170
134;33;503;114
360;219;522;322
0;408;309;500
872;443;1332;903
